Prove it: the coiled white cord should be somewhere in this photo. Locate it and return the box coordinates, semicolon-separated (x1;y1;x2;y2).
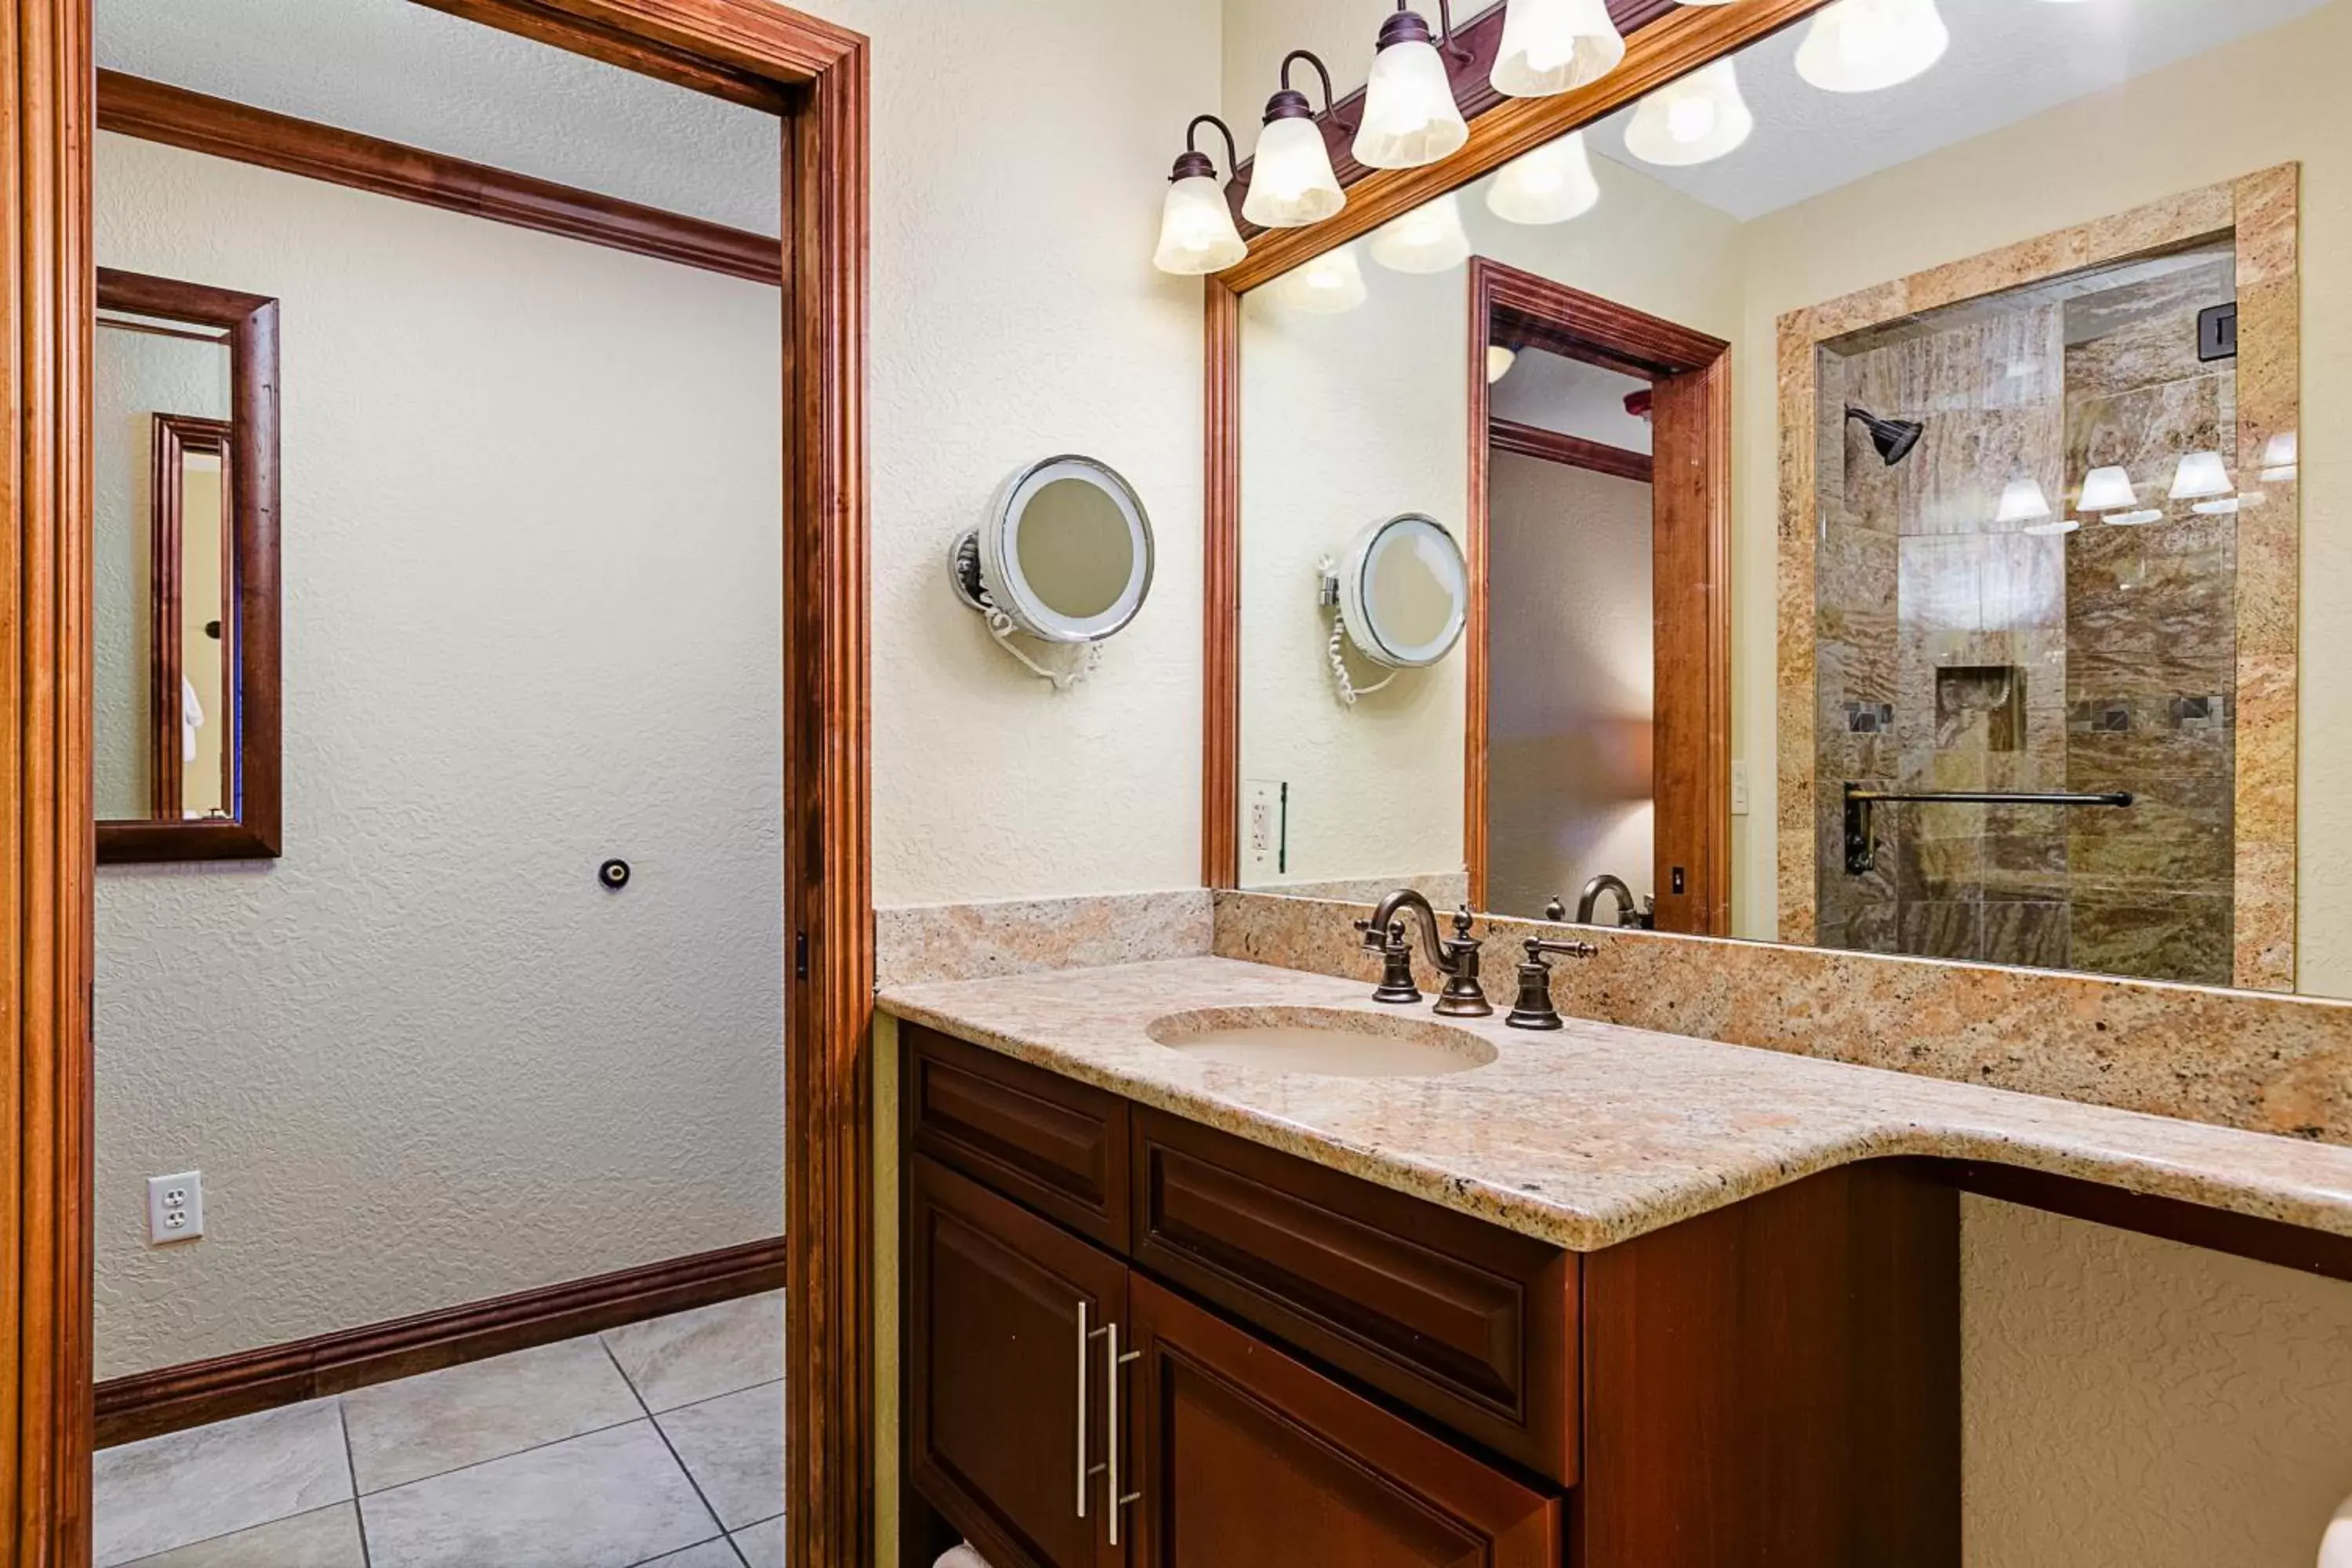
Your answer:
1327;610;1395;707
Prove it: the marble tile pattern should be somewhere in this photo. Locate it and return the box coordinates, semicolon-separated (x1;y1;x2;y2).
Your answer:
96;1298;786;1568
1777;166;2301;995
1210;891;2352;1147
876;889;1212;988
879;953;2352;1253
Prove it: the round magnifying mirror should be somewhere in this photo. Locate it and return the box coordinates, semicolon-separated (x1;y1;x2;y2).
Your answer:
1336;513;1468;668
949;456;1154;644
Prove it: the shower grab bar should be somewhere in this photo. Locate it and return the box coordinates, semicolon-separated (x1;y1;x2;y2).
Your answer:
1842;782;2133;875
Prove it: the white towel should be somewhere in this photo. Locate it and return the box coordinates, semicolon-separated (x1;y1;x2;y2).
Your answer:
2321;1494;2352;1568
935;1546;991;1568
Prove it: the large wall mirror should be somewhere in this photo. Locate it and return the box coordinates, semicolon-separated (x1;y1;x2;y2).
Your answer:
1214;0;2340;997
96;267;281;862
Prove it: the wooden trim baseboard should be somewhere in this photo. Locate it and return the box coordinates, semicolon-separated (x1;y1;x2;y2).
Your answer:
96;69;782;285
1489;420;1653;483
93;1237;786;1449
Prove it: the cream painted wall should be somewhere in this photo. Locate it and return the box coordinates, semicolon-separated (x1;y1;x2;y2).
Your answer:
94;132;786;1377
1735;2;2352;978
808;0;1221;907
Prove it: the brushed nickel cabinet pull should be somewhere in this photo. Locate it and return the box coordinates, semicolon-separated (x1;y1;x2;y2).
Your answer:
1075;1301;1091;1519
1107;1323;1142;1545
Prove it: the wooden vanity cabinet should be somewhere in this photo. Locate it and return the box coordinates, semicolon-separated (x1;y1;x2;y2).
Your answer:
901;1022;1960;1568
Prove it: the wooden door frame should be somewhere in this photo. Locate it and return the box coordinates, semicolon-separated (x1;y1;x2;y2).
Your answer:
1;3;871;1564
1467;258;1730;931
1199;0;1833;888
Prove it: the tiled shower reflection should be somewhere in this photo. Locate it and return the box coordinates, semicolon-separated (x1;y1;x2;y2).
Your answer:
1815;244;2241;985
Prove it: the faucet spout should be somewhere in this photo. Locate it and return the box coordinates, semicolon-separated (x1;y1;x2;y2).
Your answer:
1577;874;1637;928
1363;887;1446;963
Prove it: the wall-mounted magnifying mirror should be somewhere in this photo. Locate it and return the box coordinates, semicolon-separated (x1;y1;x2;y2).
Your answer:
952;455;1154;638
1326;513;1469;668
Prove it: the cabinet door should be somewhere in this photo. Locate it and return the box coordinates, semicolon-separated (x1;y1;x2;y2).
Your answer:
1123;1275;1561;1568
907;1156;1127;1568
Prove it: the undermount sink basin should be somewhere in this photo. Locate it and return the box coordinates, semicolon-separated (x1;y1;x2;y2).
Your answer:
1145;1007;1497;1079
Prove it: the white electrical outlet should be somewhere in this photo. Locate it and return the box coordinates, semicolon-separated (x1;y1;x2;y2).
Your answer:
1243;779;1286;879
147;1171;204;1245
1731;760;1751;817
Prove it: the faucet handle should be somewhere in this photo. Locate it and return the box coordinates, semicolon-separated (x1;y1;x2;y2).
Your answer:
1354;916;1422;1004
1506;937;1598;1030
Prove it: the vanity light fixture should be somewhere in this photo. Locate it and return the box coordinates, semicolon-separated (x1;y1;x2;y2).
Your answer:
1245;52;1352;229
1487;344;1520;383
1490;0;1624;98
1994;477;2053;527
2169;449;2232;503
1623;60;1754;166
1272;244;1370;314
2260;430;2299;483
1487;131;1602;225
2077;464;2139;514
1796;0;1950;93
1153;115;1248;276
1370;191;1472;273
1354;1;1473;171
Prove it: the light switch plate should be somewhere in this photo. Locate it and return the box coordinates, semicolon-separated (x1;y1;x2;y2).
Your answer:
1243;779;1287;880
1731;760;1751;817
147;1171;203;1245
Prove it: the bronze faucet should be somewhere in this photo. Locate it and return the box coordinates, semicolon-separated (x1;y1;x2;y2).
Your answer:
1505;936;1598;1030
1577;873;1653;930
1354;890;1493;1017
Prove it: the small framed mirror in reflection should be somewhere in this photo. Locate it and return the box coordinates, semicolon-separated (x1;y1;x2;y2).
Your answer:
96;267;281;863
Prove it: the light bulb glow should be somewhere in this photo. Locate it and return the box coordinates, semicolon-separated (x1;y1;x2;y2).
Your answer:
1796;0;1950;93
1152;176;1247;276
1353;39;1470;169
2077;465;2139;513
1369;192;1471;274
1487;345;1519;383
1623;60;1753;166
1490;0;1625;97
1271;245;1369;314
1243;115;1346;228
1486;132;1601;225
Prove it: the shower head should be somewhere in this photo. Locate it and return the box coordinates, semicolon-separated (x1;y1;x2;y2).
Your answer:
1846;405;1926;466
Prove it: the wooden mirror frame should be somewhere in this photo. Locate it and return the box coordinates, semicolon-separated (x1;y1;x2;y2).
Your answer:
2;5;870;1563
1201;0;1835;893
96;268;281;863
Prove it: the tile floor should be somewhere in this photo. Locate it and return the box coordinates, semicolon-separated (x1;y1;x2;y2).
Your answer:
93;1290;786;1568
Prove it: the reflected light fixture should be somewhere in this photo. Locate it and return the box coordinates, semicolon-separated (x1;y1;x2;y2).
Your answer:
1490;0;1624;98
1623;60;1754;166
1245;51;1350;229
1353;1;1472;170
1370;191;1472;273
1152;115;1247;275
1796;0;1950;93
2260;430;2299;483
1487;344;1520;383
1487;131;1602;225
1994;477;2053;526
1272;244;1370;314
2077;465;2138;513
2022;517;2082;537
2169;450;2232;502
2104;509;2165;527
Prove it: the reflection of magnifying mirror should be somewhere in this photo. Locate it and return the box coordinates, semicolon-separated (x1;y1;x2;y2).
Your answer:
1330;514;1468;668
948;456;1155;644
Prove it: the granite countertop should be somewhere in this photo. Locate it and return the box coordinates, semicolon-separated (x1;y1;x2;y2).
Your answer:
880;955;2352;1253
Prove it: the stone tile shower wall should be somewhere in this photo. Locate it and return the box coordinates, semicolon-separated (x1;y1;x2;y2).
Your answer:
1813;258;2241;982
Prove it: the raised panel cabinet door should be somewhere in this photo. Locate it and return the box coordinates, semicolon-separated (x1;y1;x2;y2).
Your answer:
1123;1274;1563;1568
907;1156;1129;1568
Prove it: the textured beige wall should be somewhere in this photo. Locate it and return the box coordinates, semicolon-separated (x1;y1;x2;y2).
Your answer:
94;133;787;1377
1963;1199;2352;1566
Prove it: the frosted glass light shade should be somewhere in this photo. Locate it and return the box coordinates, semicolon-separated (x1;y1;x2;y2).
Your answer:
1487;346;1519;383
2078;465;2138;512
2262;430;2300;482
1370;193;1471;274
2104;509;2165;528
2169;450;2232;501
1486;132;1602;225
1490;0;1624;97
2022;517;2082;538
1353;38;1470;169
1796;0;1950;93
1244;115;1346;228
1153;175;1246;274
1623;61;1753;166
1272;245;1369;314
1994;477;2053;525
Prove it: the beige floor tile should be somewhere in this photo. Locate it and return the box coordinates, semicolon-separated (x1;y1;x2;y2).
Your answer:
360;1419;715;1568
602;1291;784;1413
343;1334;644;1493
93;1399;353;1567
655;1381;783;1530
119;1503;364;1568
